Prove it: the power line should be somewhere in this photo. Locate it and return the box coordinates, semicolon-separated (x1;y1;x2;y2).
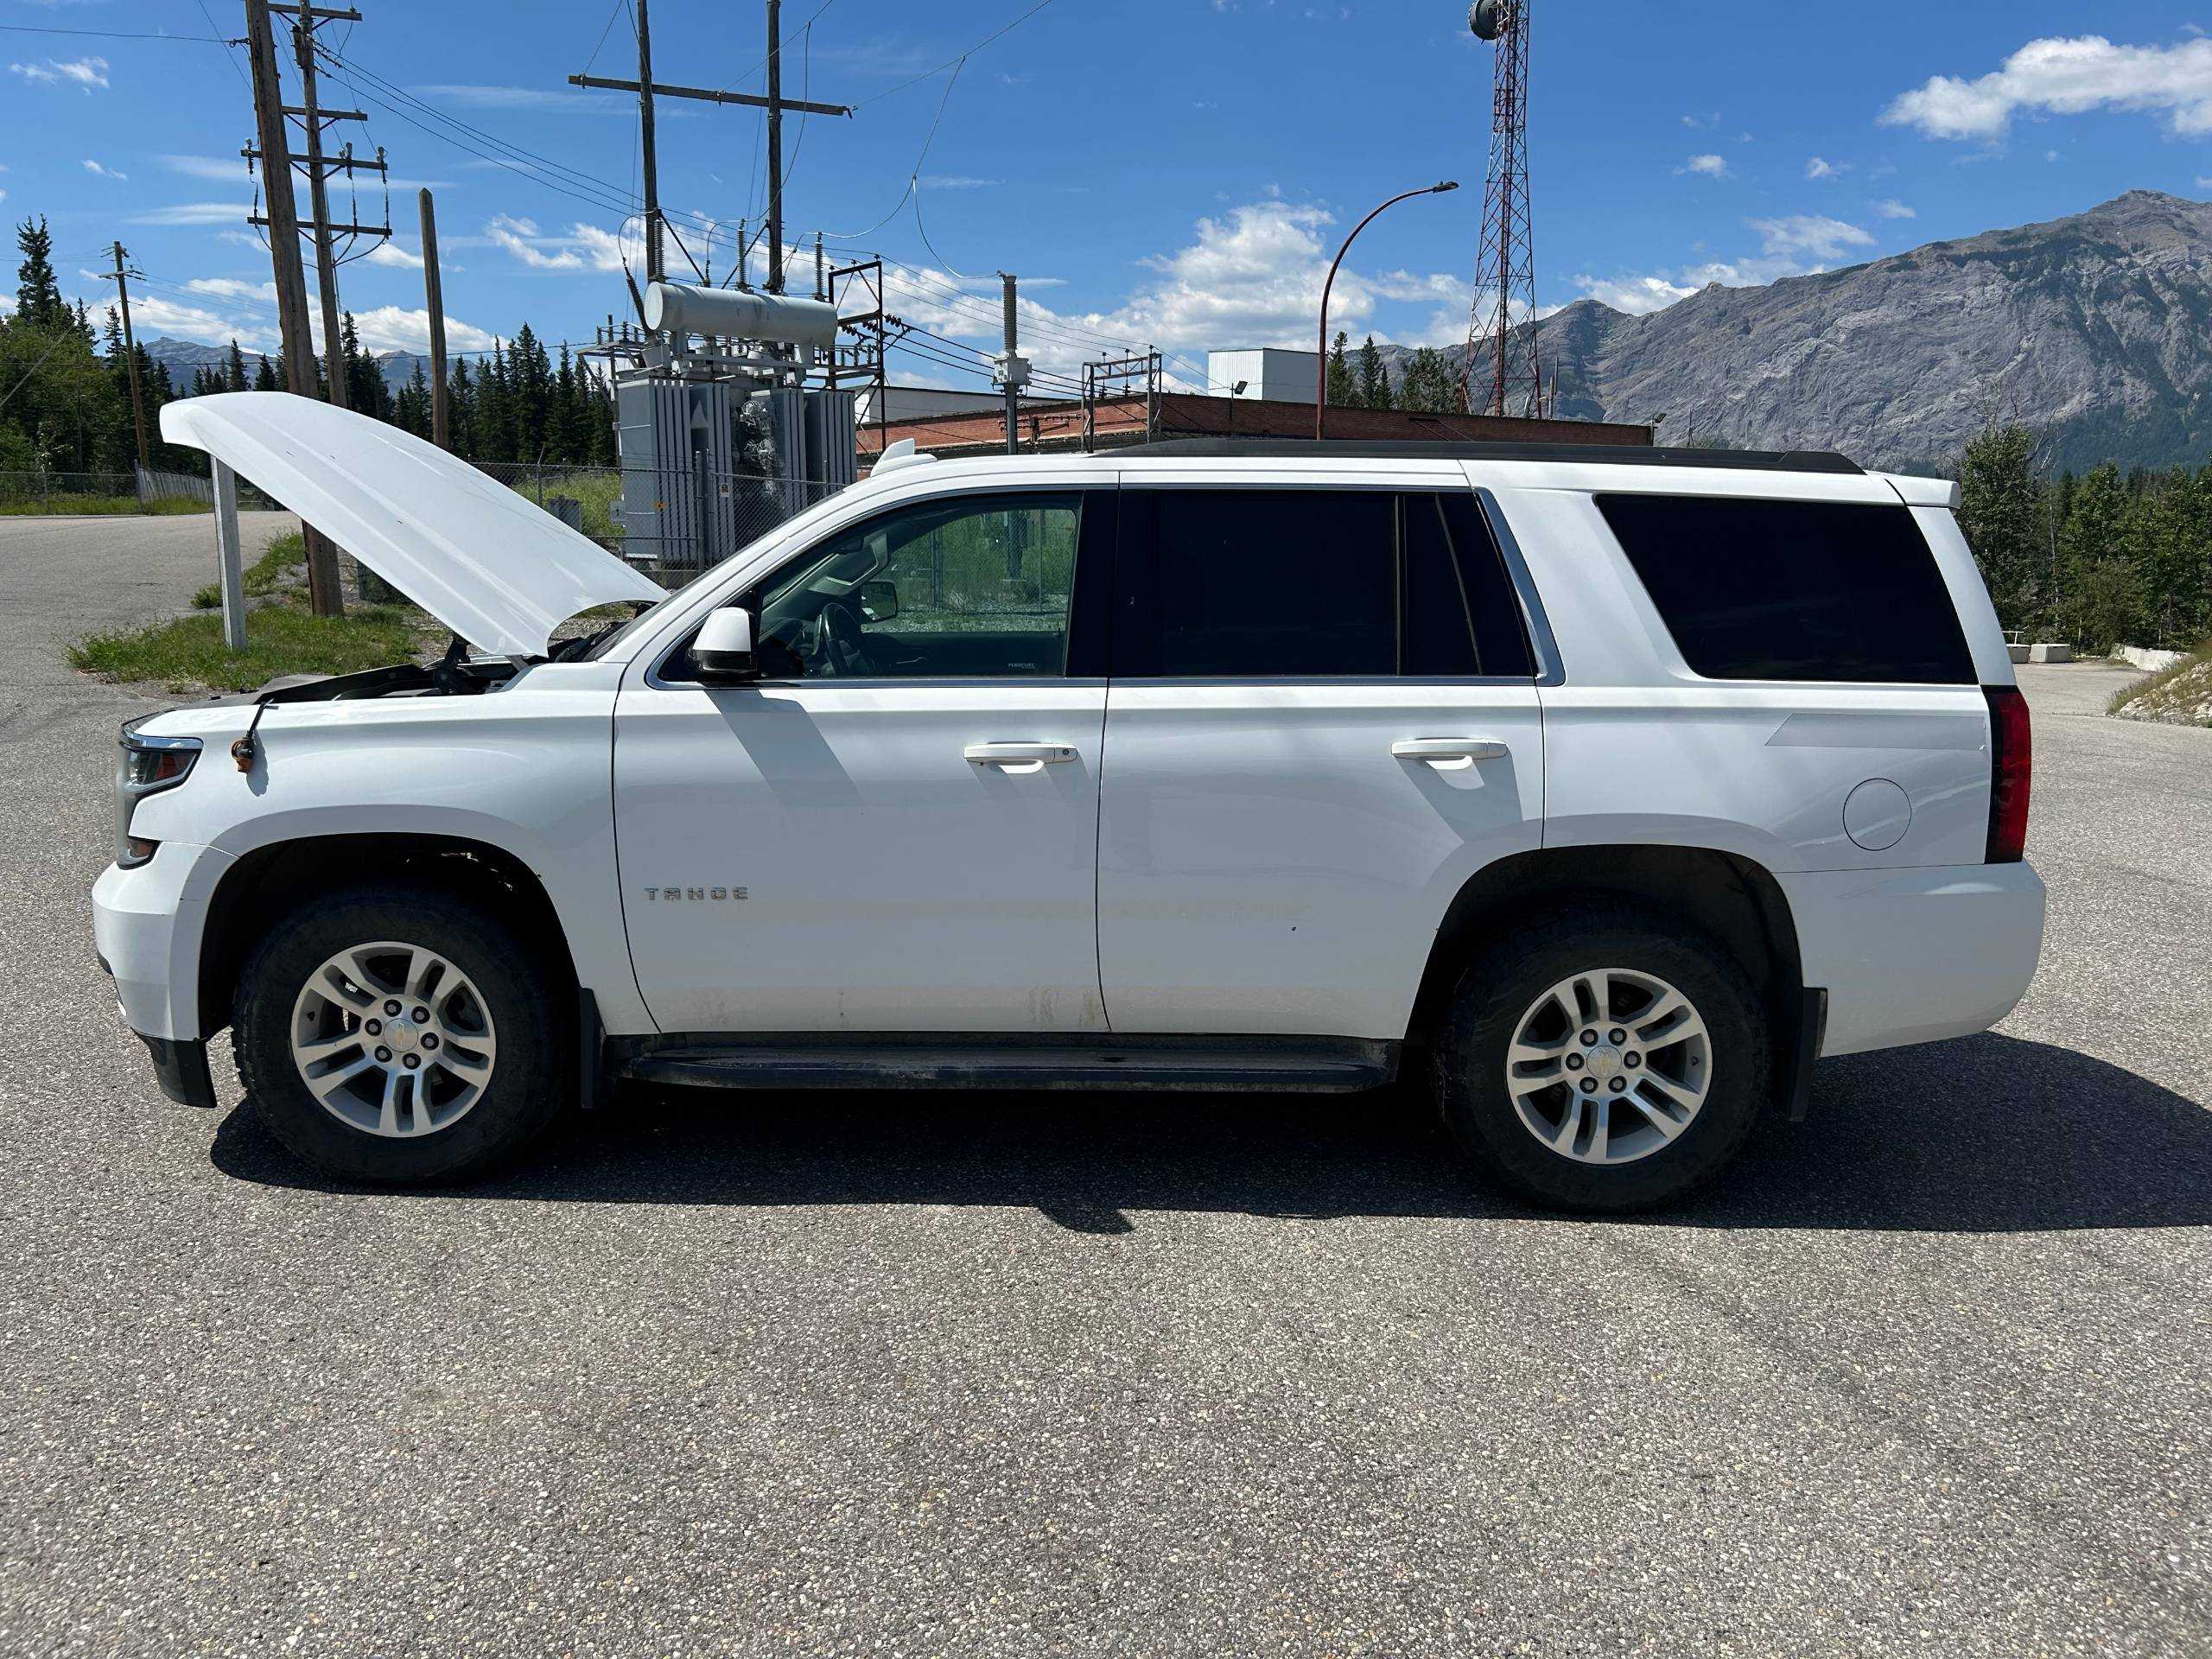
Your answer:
715;0;837;92
0;23;226;41
849;0;1060;108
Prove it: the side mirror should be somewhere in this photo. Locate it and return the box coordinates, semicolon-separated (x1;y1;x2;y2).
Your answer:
693;606;759;683
859;578;899;623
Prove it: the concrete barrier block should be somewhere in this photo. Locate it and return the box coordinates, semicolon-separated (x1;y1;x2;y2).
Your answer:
2007;643;2031;663
2113;644;2188;672
2029;643;2074;664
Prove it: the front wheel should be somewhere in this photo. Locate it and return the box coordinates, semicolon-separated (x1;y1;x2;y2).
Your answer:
1432;904;1770;1212
232;885;572;1184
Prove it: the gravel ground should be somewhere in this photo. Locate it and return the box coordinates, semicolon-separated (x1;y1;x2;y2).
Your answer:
2;512;2208;1657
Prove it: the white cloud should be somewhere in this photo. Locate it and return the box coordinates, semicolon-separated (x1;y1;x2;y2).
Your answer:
868;198;1471;385
1748;214;1876;261
2199;175;2212;188
1804;156;1849;180
364;241;426;270
348;304;496;355
1676;153;1730;178
159;153;251;183
182;277;275;302
9;54;110;91
82;157;127;181
1681;111;1721;129
918;175;1002;189
1573;213;1878;318
1872;197;1916;219
118;295;263;347
1573;272;1700;315
125;201;255;226
1883;34;2212;141
484;214;636;272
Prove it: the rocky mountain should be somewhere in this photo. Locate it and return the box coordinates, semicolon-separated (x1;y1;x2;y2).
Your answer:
1390;190;2212;472
141;337;428;397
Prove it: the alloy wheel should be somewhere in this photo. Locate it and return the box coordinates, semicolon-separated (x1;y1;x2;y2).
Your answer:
1503;967;1712;1165
288;940;499;1139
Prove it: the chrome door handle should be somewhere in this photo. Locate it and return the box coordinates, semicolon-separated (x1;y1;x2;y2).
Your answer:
1391;738;1510;766
965;741;1077;769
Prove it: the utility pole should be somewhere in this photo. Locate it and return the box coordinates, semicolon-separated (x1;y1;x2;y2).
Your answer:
418;188;450;448
765;0;784;291
100;241;151;474
567;1;852;305
293;12;349;413
996;273;1025;456
244;0;344;618
635;0;662;283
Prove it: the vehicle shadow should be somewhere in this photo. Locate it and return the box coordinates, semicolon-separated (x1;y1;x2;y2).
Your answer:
210;1032;2212;1234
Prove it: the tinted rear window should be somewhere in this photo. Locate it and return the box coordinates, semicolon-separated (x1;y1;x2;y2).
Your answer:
1597;494;1974;684
1112;488;1535;679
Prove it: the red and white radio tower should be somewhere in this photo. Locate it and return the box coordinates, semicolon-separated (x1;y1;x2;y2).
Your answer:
1463;0;1542;417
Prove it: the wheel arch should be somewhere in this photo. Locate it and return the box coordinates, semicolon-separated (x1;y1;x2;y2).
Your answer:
195;832;583;1039
1406;845;1806;1059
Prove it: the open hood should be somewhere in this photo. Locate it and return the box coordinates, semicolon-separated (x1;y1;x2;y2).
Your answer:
160;392;663;658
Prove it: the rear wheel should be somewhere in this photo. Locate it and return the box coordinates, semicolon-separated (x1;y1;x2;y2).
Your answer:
233;885;571;1184
1432;904;1770;1211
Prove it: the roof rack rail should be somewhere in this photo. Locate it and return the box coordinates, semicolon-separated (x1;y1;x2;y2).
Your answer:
1121;437;1866;475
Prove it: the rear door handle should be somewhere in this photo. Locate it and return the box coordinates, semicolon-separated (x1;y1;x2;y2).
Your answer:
965;741;1078;771
1391;738;1510;767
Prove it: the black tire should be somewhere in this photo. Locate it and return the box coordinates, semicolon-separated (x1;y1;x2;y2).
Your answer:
232;884;573;1185
1431;901;1770;1213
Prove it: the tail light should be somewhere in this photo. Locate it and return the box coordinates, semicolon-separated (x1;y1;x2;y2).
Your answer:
1983;685;2031;863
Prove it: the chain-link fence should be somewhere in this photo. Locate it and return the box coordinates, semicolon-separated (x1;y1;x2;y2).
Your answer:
0;471;141;510
0;468;279;513
469;459;845;575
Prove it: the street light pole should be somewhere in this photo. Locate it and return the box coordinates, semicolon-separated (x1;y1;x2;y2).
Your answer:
1316;181;1458;440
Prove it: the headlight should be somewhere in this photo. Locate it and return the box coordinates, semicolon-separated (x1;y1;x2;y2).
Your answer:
116;719;201;867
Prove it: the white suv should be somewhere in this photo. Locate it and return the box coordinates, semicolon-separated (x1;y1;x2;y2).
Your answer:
93;393;2044;1211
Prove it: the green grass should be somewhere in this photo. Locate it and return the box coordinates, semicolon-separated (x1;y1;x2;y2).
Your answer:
81;531;435;693
0;494;208;518
506;468;625;543
2107;643;2212;726
190;530;308;608
69;602;425;694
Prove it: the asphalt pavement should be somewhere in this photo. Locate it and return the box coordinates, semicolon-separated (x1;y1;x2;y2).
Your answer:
2;512;2208;1656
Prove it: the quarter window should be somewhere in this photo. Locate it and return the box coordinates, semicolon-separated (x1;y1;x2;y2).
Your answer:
1597;493;1974;683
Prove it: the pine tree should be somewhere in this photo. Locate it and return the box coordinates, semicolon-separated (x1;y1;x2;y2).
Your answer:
1955;421;2044;630
397;360;431;439
2058;464;2139;650
448;357;477;457
225;340;249;392
14;217;64;330
1325;330;1355;409
1396;346;1463;414
253;353;280;392
1357;336;1391;410
2120;471;2209;647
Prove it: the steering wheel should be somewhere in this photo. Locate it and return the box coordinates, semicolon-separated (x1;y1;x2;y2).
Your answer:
812;598;871;677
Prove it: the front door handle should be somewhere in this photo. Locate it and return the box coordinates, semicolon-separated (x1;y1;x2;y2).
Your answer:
965;741;1078;772
1391;738;1510;768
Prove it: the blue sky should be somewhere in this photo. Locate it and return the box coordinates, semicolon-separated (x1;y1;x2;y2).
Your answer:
3;0;2209;391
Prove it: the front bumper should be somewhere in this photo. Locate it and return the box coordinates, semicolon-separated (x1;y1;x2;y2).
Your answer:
92;841;232;1044
1779;861;2046;1057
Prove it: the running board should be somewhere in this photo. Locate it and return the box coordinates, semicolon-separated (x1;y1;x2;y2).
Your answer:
616;1036;1397;1094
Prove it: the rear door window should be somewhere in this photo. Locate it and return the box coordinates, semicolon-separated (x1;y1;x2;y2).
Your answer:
1596;493;1974;683
1113;487;1535;679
